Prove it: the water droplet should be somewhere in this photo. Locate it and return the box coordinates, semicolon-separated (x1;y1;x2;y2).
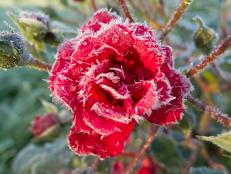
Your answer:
82;41;88;46
112;34;119;44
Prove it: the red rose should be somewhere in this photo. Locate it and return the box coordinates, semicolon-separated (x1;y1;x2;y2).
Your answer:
30;113;59;137
111;160;124;174
137;157;157;174
49;9;191;158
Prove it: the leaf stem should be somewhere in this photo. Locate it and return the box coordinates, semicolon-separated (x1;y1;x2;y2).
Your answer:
160;0;193;40
29;59;51;72
186;34;231;77
124;126;159;174
187;95;231;128
119;0;134;22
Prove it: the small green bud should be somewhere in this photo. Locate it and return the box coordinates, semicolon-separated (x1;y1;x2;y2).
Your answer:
8;10;50;45
193;17;218;55
0;32;32;69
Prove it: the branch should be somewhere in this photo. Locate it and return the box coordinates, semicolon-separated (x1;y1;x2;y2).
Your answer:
160;0;193;40
186;34;231;77
119;0;134;22
90;0;97;12
187;95;231;128
29;59;51;72
124;126;159;174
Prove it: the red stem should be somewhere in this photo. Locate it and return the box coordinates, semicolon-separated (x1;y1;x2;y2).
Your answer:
119;0;134;22
124;126;159;174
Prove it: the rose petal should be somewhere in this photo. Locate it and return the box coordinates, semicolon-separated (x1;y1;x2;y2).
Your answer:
81;9;119;33
68;126;100;156
68;118;135;158
90;101;132;124
129;80;159;117
49;39;79;110
82;109;128;136
98;121;135;158
161;46;173;67
131;24;164;73
144;71;191;125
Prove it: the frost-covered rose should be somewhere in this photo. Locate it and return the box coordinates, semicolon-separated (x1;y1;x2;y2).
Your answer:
49;9;191;158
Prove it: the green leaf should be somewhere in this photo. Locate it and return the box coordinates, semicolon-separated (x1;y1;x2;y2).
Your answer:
12;137;74;174
151;135;182;174
198;131;231;153
189;167;225;174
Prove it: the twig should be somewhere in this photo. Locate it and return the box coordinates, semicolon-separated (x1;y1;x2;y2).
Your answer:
186;34;231;77
90;0;97;12
160;0;193;40
187;95;231;128
124;126;159;174
29;59;51;72
119;0;134;22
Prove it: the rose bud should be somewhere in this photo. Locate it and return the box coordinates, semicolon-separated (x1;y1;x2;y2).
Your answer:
8;10;50;47
30;113;60;140
0;31;32;69
193;17;217;55
49;9;191;158
137;157;157;174
111;160;124;174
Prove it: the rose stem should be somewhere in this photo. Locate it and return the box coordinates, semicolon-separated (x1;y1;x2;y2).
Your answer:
124;126;159;174
186;34;231;77
90;0;97;12
29;59;51;72
119;0;134;22
187;95;231;128
160;0;193;40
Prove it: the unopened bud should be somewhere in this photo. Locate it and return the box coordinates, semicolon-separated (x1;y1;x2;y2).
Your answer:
8;10;50;43
30;113;60;141
193;17;218;55
0;31;32;69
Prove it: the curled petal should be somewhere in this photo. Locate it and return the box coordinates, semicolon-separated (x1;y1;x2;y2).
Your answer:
100;84;130;100
82;110;127;136
145;71;191;125
90;101;132;124
129;80;159;117
49;39;79;110
81;9;119;33
161;46;173;67
145;99;184;125
68;127;100;156
68;119;135;158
